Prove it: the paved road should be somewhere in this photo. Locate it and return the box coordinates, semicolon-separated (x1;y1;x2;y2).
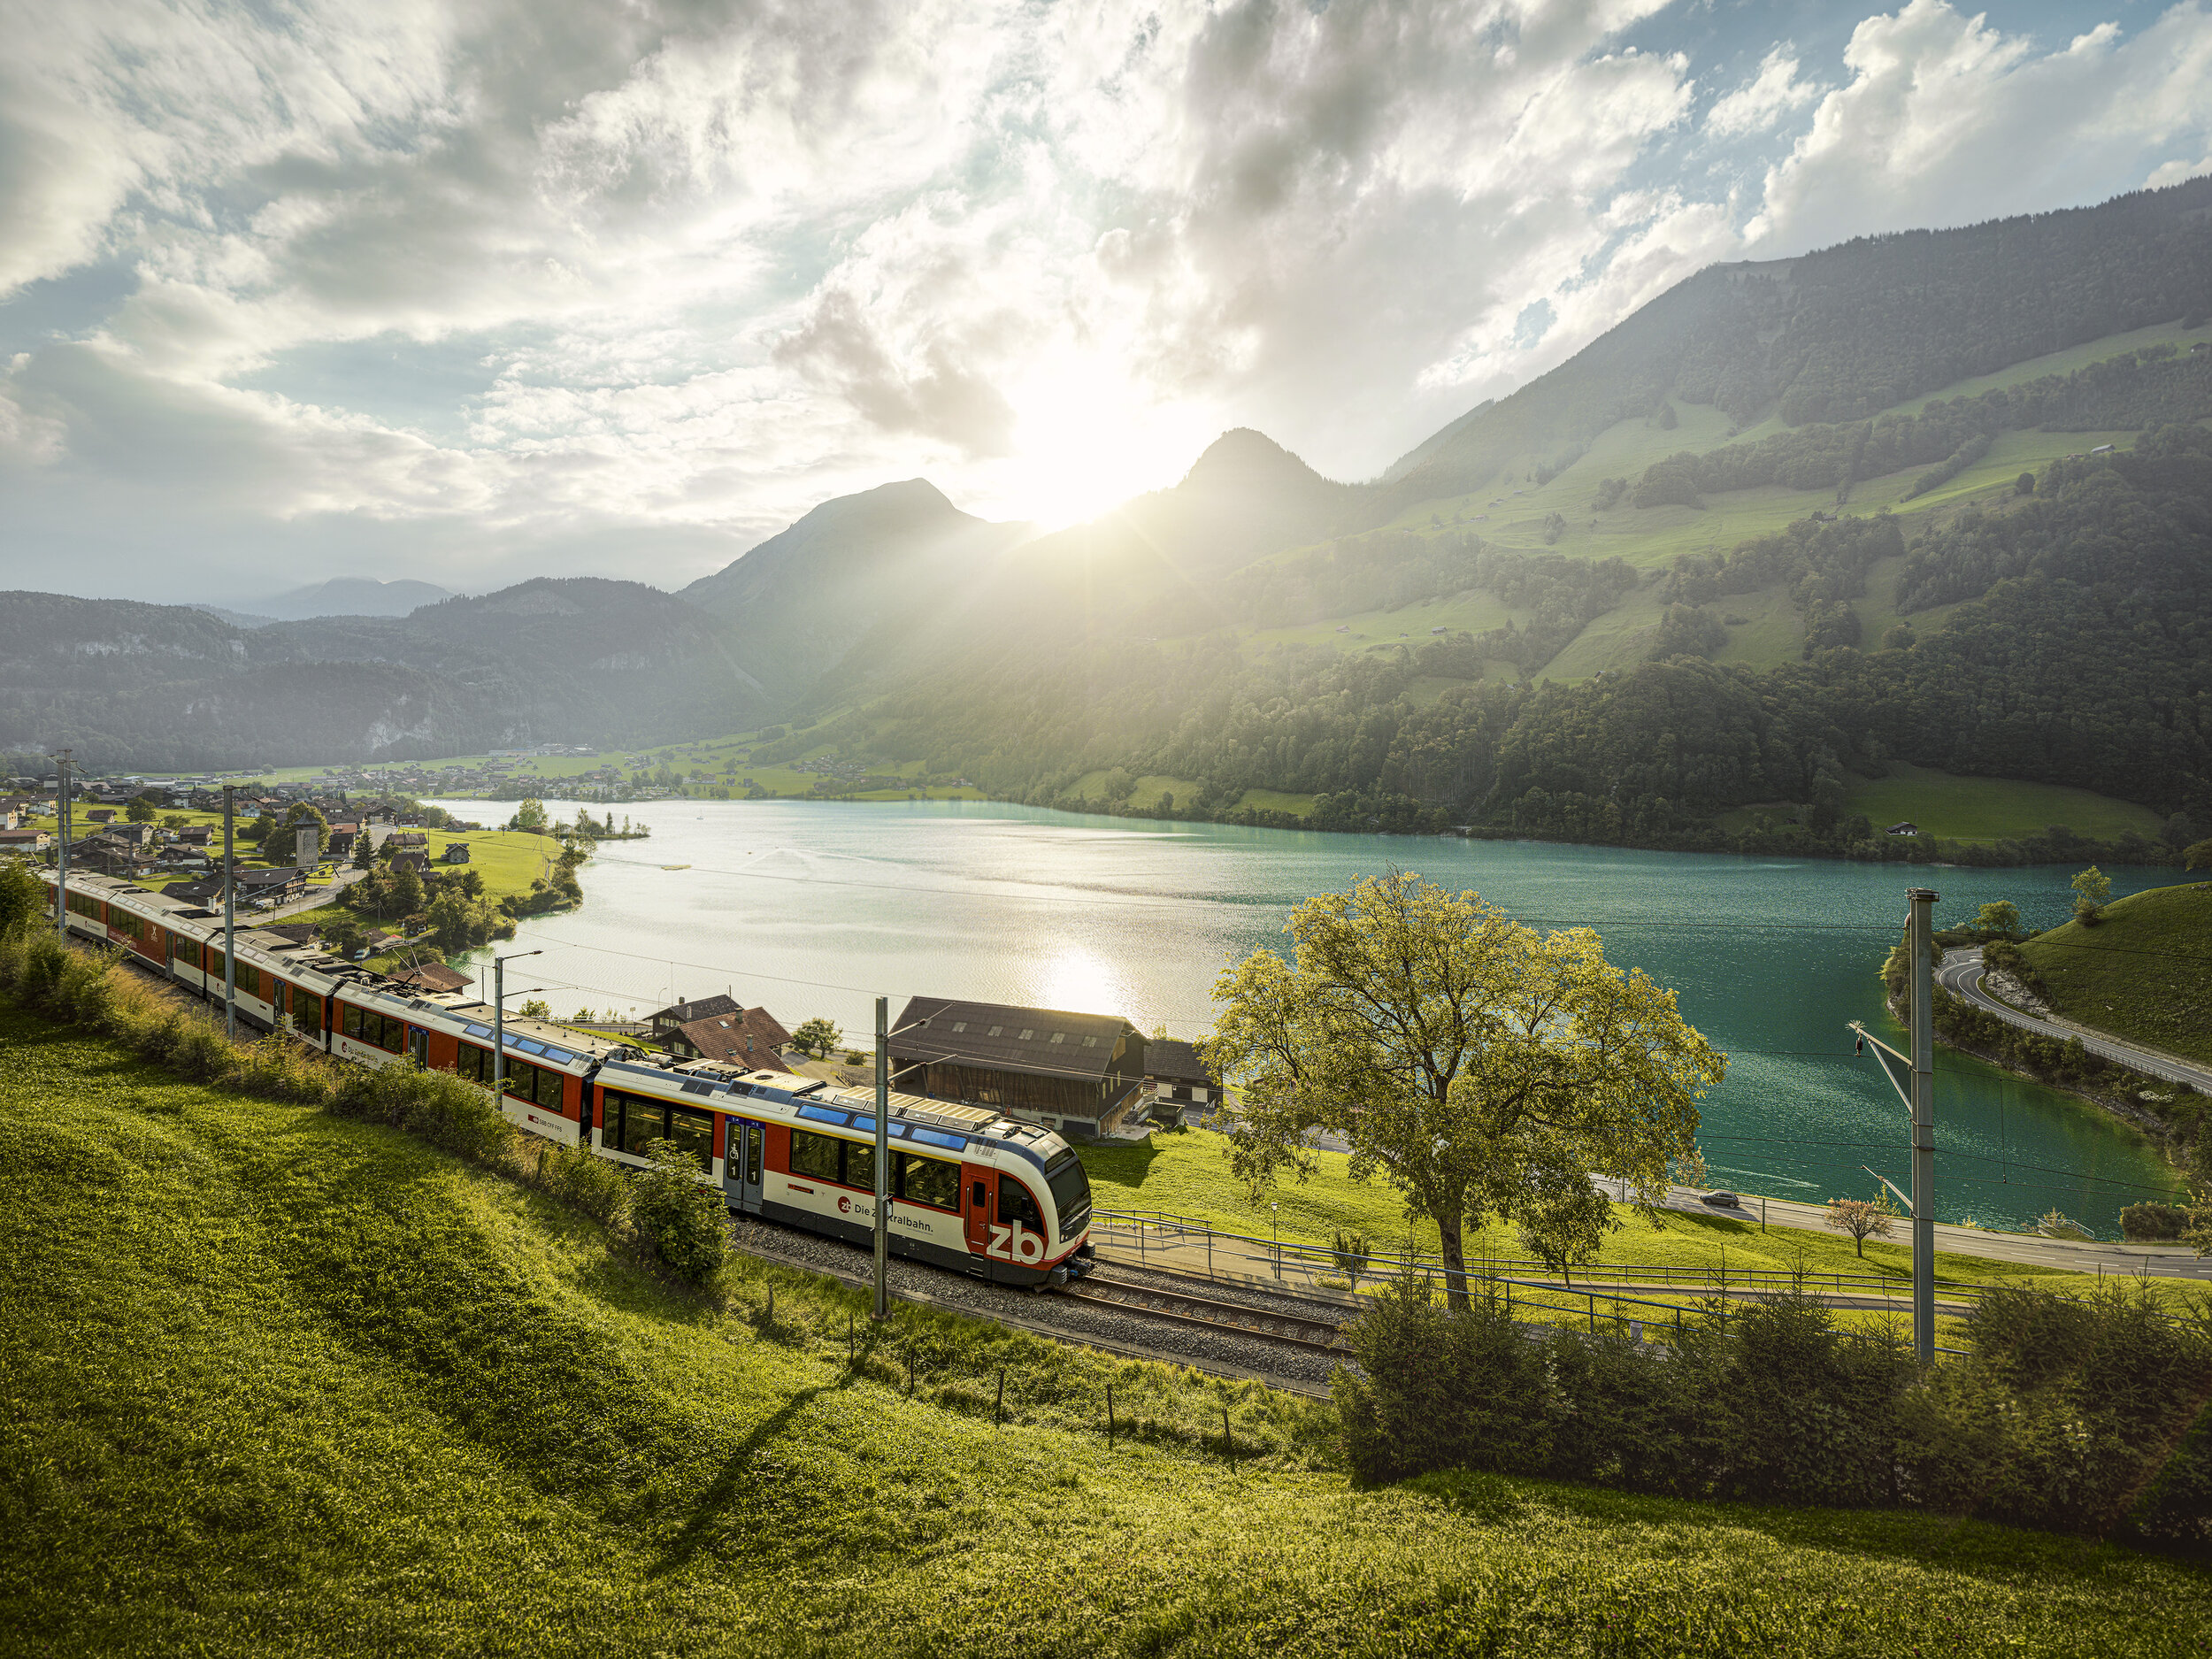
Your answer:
253;867;366;923
1594;1176;2212;1280
1936;946;2212;1093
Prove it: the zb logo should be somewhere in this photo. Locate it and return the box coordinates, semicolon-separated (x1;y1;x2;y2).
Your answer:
987;1219;1046;1266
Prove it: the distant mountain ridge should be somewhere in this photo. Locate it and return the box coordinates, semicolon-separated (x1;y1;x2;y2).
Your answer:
254;577;456;621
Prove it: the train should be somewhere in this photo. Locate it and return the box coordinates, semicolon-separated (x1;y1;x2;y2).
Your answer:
37;867;1096;1287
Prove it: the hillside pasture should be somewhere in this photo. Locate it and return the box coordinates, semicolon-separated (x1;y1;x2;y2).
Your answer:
7;1005;2208;1656
1841;762;2168;844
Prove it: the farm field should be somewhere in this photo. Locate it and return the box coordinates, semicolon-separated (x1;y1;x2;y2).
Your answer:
6;1004;2206;1658
1840;763;2168;845
2021;881;2212;1069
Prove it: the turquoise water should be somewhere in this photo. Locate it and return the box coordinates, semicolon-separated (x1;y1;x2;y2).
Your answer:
433;798;2186;1235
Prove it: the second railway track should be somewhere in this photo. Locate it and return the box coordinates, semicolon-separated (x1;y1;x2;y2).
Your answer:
1067;1271;1351;1352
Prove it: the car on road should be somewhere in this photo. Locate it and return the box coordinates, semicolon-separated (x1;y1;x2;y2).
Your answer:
1700;1190;1742;1210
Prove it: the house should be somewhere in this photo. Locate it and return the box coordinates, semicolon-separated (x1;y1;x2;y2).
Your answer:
646;993;746;1041
1145;1039;1219;1110
235;867;305;904
667;1006;794;1066
161;878;224;903
888;996;1148;1141
84;808;118;825
1887;821;1920;837
441;843;472;864
326;822;358;856
0;827;52;853
176;826;214;848
106;822;156;848
387;849;431;875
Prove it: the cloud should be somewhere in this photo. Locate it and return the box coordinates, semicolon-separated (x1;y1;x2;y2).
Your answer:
1706;49;1819;138
1749;0;2212;250
3;0;2211;603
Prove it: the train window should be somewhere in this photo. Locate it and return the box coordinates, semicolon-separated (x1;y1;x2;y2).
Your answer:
971;1180;987;1210
896;1153;960;1212
172;935;196;962
457;1044;490;1085
845;1141;877;1195
669;1107;712;1164
1044;1149;1092;1231
789;1129;841;1182
998;1178;1044;1232
747;1123;763;1185
619;1093;668;1156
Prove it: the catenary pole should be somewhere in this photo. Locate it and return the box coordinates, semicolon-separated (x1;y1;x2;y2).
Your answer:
874;995;890;1320
492;948;543;1096
222;784;237;1041
52;749;72;938
1907;887;1939;1364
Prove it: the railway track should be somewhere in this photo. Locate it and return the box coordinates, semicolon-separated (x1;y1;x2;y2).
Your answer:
1067;1271;1351;1353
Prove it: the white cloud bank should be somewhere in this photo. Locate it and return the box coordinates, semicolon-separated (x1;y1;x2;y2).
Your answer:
0;0;2208;602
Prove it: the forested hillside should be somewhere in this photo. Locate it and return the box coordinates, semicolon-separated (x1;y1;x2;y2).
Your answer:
792;426;2212;862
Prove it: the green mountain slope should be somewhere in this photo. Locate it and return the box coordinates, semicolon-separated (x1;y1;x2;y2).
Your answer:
1376;177;2212;510
9;1006;2208;1655
2020;881;2212;1068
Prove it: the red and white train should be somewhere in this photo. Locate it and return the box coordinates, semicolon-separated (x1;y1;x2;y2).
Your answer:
41;869;1096;1286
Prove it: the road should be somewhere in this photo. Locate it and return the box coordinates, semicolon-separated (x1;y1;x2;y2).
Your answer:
1594;1176;2212;1280
254;866;366;923
1936;946;2212;1094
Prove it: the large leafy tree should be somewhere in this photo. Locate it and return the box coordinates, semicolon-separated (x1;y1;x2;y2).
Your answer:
1205;872;1724;1310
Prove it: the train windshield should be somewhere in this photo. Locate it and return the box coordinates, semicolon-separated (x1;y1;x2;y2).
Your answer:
1043;1148;1092;1234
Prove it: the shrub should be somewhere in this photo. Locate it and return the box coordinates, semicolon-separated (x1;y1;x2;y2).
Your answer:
1335;1274;1551;1483
333;1062;516;1168
534;1141;629;1225
2122;1201;2191;1240
629;1139;728;1283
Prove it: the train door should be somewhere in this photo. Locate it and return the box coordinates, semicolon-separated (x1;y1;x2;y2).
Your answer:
964;1165;996;1263
722;1118;765;1214
408;1025;428;1068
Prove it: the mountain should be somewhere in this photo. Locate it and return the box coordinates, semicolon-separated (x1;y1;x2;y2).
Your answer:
1380;175;2212;511
682;479;1030;705
0;579;772;767
254;577;456;620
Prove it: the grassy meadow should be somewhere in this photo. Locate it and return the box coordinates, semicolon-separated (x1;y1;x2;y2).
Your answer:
1841;763;2169;845
6;1001;2208;1656
2021;880;2212;1068
1079;1126;2140;1299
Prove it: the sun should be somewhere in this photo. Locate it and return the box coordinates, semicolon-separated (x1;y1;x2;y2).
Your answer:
998;351;1217;529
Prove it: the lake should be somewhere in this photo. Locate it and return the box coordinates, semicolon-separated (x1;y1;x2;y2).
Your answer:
430;797;2185;1235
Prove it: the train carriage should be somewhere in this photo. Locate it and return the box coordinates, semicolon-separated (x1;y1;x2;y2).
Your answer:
588;1057;1096;1286
33;865;1094;1287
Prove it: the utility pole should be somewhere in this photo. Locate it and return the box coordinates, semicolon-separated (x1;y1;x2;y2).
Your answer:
871;1004;933;1320
222;784;237;1041
1907;886;1939;1365
875;995;891;1320
492;949;543;1095
1847;885;1940;1364
52;749;72;938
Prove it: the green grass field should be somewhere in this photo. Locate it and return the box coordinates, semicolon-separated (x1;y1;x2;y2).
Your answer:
1079;1127;2124;1295
2022;880;2212;1068
8;1006;2208;1656
1841;762;2168;844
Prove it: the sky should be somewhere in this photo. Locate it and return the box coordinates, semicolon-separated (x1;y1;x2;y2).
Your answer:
3;0;2209;607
